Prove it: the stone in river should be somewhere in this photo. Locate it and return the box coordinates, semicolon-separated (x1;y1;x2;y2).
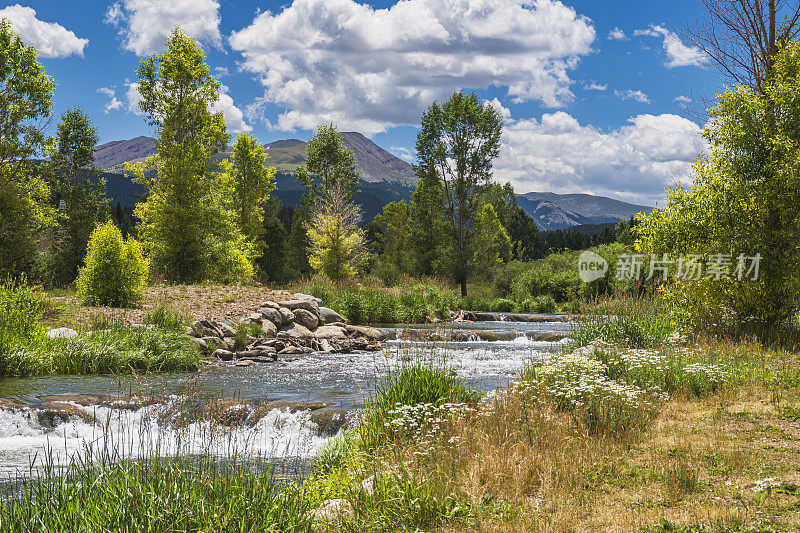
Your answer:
293;308;319;330
260;319;277;337
38;402;93;427
277;322;313;339
309;407;348;435
258;307;284;327
213;348;234;361
314;325;347;339
318;307;345;325
39;394;103;407
279;299;320;316
0;398;33;412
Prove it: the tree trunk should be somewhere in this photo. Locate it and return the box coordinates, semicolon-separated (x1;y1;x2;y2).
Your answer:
460;276;467;298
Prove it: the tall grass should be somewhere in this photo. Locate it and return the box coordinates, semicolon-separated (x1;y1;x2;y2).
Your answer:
0;451;312;531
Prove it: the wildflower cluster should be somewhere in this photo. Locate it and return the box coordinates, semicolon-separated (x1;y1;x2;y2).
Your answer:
384;402;475;446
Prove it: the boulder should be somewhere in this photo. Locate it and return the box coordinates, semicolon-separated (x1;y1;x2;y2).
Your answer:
191;320;223;338
246;312;264;324
279;299;320;316
38;402;92;427
314;325;347;340
346;325;385;341
102;395;158;410
293;293;323;306
293;309;320;330
311;499;352;522
259;301;281;310
39;394;103;407
235;359;253;367
278;307;294;325
216;321;237;337
260;319;278;337
213;348;234;361
46;327;78;339
318;307;345;325
277;322;313;339
258;307;284;327
203;336;226;351
189;337;207;353
309;407;348;435
200;399;251;426
223;337;235;350
247;399;333;427
279;345;303;355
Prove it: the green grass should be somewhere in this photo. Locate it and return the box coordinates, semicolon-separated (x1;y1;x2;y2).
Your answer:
570;311;675;349
0;452;312;532
0;326;201;377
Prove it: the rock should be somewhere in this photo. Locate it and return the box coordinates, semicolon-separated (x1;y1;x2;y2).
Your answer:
293;308;320;330
294;293;323;306
279;345;303;355
279;299;320;316
361;475;375;495
345;325;385;341
38;402;92;427
258;307;284;327
278;307;294;325
318;307;345;325
260;301;281;310
213;348;234;361
277;322;313;339
314;325;347;339
223;337;236;350
246;312;264;324
200;399;251;426
217;321;237;337
309;407;348;435
39;394;103;407
46;327;78;339
260;319;278;338
248;399;329;426
0;398;33;412
189;337;207;353
102;395;158;410
235;359;253;367
191;320;223;338
311;499;352;522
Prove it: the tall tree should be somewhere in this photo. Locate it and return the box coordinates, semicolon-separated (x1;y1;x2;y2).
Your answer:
472;203;512;276
409;165;448;276
45;108;109;284
226;132;276;256
299;124;364;281
478;182;539;261
0;20;56;277
374;201;413;277
132;28;252;283
415;91;503;296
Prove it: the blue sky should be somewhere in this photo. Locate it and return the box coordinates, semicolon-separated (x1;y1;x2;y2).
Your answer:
2;0;725;205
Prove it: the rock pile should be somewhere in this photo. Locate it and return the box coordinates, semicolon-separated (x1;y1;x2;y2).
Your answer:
187;293;386;364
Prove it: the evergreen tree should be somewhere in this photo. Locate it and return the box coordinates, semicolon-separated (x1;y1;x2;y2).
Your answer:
45;108;109;285
409;163;448;277
478;182;539;260
256;196;290;282
132;28;252;283
373;201;412;278
0;21;56;277
416;91;503;296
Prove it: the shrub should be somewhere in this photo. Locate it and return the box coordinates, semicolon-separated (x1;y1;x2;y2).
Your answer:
489;298;516;312
533;294;556;313
145;305;186;332
0;276;45;339
77;222;148;307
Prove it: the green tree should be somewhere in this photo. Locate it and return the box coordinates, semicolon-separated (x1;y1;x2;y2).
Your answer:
374;201;412;277
132;28;252;283
226;132;276;255
416;91;503;296
45;108;109;284
255;196;290;282
300;125;364;281
409;165;448;276
472;203;512;275
0;20;56;277
478;182;539;260
636;41;800;338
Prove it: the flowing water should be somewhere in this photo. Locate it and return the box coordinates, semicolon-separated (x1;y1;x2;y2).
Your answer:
0;316;571;479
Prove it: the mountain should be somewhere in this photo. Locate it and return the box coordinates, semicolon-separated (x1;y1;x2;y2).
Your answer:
94;132;416;185
517;192;651;231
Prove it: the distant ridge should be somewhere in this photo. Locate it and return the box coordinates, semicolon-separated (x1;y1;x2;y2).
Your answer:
517;191;651;231
94;132;416;185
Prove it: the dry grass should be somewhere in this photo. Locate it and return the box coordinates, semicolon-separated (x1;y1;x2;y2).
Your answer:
353;381;800;532
42;283;294;329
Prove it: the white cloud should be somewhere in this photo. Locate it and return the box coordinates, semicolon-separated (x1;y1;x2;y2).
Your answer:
126;82;143;114
229;0;595;135
214;66;229;77
635;24;706;68
614;89;649;104
97;87;123;113
584;82;607;91
105;0;222;56
495;112;706;204
607;27;627;40
212;88;252;133
0;5;88;58
485;98;512;122
390;146;415;163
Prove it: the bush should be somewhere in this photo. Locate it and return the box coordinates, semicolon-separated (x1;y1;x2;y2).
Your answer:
77;222;148;307
0;276;45;339
489;298;516;312
533;294;556;313
145;306;186;332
